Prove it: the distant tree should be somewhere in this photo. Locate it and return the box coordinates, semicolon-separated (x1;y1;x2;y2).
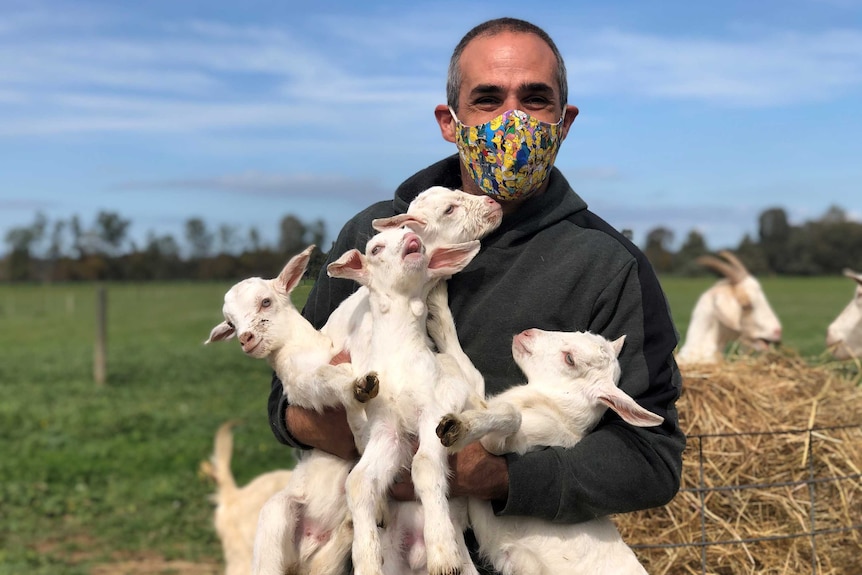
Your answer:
47;220;66;260
800;209;862;273
819;205;848;224
248;227;263;252
734;235;770;275
279;214;307;256
643;226;675;273
3;213;47;281
70;215;85;259
185;218;213;259
674;230;710;275
307;219;326;251
217;224;240;255
758;207;792;273
95;211;131;256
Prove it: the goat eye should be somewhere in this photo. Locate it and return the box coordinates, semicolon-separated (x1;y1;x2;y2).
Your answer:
444;204;455;215
261;298;272;308
371;245;382;256
564;352;575;366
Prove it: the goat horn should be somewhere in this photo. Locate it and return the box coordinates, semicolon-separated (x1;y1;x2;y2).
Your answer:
844;268;862;284
696;254;747;284
717;250;751;277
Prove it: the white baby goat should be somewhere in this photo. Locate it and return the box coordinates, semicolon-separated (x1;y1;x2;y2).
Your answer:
322;185;502;366
206;245;372;575
826;268;862;360
436;329;664;575
327;227;484;575
676;250;782;365
206;188;501;575
201;421;293;575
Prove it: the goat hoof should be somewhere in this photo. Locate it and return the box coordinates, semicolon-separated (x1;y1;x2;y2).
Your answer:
354;372;379;403
435;414;462;447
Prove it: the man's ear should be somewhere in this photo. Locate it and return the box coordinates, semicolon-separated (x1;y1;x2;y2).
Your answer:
561;104;579;140
434;104;457;143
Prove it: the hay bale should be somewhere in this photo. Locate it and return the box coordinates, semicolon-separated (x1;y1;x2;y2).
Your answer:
616;350;862;575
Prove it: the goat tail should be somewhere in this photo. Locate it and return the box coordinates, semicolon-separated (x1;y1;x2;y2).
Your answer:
209;419;241;495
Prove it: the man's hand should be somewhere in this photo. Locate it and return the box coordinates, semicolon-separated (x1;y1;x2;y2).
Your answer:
285;405;359;460
389;441;509;502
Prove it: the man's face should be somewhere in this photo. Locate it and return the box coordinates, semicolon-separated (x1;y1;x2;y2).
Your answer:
433;30;578;204
456;31;565;126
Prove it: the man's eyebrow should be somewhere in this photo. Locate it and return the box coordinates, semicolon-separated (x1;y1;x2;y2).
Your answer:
470;84;504;97
469;82;556;97
520;82;555;95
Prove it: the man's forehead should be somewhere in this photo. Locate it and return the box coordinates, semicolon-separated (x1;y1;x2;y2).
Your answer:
458;33;557;91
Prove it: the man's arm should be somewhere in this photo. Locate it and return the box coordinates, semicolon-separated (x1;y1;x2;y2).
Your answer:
498;257;685;523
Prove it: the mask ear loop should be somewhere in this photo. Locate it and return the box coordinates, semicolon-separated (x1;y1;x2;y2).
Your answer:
448;106;461;125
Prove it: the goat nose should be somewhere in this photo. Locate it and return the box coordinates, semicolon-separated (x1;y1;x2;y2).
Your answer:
239;332;254;345
774;327;783;340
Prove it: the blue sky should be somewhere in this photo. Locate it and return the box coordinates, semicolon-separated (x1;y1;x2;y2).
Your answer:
1;0;861;256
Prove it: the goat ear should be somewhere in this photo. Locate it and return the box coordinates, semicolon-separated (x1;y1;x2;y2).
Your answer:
277;244;315;294
427;240;480;279
205;321;235;344
597;388;664;427
843;268;862;285
372;214;427;233
610;335;626;357
327;249;369;285
713;289;743;331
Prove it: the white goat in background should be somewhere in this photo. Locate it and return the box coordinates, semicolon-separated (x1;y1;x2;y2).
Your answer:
826;268;862;360
436;329;662;575
200;421;294;575
676;250;782;365
327;227;484;575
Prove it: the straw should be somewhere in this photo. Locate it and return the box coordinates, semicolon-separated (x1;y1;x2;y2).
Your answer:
615;350;862;575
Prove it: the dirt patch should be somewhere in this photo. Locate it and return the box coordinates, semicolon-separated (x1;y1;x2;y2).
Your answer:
90;553;220;575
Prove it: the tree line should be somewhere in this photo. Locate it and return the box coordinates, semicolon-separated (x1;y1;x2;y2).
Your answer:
1;211;328;282
639;205;862;276
2;205;861;283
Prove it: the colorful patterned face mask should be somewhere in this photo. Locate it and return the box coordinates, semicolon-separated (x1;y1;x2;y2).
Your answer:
451;107;565;201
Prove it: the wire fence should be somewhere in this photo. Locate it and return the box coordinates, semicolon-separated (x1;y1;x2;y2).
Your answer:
629;424;862;574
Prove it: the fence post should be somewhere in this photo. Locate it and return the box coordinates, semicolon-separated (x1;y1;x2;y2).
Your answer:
94;285;107;385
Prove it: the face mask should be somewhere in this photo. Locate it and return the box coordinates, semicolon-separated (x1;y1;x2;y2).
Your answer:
451;107;565;201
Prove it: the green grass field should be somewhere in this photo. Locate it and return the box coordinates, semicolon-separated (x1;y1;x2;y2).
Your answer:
0;276;857;574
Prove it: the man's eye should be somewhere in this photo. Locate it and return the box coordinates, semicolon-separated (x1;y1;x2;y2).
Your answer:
261;298;271;308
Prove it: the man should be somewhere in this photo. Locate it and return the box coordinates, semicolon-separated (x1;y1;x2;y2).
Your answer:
269;16;685;572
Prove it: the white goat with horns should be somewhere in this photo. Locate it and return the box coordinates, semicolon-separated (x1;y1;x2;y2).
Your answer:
676;250;782;365
826;268;862;360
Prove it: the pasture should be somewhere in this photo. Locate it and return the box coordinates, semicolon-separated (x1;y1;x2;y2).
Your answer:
0;276;857;574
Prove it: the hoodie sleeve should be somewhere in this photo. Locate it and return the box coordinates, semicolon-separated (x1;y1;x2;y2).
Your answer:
498;255;685;522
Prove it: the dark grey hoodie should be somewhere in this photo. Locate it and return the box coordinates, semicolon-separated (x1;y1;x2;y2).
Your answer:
268;154;685;570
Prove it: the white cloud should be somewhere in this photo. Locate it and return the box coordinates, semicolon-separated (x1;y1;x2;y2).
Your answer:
568;28;862;106
112;171;388;202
